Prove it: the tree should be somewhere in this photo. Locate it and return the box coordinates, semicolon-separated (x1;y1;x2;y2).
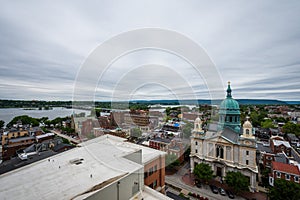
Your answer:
193;163;213;184
282;122;300;136
261;119;275;128
269;179;300;200
0;120;5;129
225;171;249;194
184;147;191;161
261;168;270;187
165;154;180;170
183;122;193;139
131;127;142;138
7;115;39;127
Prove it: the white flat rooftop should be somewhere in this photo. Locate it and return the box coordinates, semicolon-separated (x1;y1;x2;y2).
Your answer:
273;139;291;148
0;135;165;200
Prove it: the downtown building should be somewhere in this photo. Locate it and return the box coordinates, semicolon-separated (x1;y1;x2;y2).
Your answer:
0;134;169;200
190;82;258;191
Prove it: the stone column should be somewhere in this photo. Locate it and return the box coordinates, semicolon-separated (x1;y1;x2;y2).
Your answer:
250;172;256;192
222;166;226;181
190;157;194;172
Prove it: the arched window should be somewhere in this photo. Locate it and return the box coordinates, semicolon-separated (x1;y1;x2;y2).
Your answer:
216;145;224;159
246;129;249;135
229;116;232;122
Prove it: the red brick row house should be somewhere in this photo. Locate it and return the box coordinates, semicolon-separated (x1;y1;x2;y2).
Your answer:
269;161;300;186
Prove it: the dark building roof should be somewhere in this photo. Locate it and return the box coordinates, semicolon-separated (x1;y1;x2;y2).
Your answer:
257;142;272;153
9;136;35;143
274;153;288;164
287;134;299;141
52;143;74;152
150;137;172;144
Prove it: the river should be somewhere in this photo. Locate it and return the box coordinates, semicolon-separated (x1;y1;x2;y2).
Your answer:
0;107;91;126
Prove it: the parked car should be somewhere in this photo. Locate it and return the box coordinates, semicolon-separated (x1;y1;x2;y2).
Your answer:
210;185;218;194
195;179;202;188
226;190;235;199
219;187;226;196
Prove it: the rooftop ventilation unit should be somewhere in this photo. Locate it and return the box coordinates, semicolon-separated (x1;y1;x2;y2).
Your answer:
69;158;84;165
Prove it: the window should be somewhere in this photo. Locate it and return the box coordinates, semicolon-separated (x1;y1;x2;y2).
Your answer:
153;180;157;188
216;145;224;159
286;174;290;180
246;160;249;165
246;151;249;156
276;172;281;178
246;129;249;135
149;167;153;176
154;165;157;173
195;141;198;146
144;172;148;179
208;143;213;157
226;146;231;160
269;177;274;186
295;176;299;183
149;183;153;188
229;116;232;122
195;149;198;153
266;156;272;160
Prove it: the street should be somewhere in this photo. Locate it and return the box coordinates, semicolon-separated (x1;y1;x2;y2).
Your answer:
165;162;245;200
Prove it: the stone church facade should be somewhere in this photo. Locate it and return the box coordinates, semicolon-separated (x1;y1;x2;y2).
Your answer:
190;82;258;191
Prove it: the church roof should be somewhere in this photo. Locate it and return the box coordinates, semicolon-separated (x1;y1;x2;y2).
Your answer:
243;120;252;128
221;127;240;144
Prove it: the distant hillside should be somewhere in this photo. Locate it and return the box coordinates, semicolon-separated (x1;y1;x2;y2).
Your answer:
129;99;300;105
0;99;299;109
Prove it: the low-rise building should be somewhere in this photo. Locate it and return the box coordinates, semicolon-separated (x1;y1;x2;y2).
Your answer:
149;137;185;163
270;137;292;157
269;161;300;186
287;133;299;147
0;134;168;200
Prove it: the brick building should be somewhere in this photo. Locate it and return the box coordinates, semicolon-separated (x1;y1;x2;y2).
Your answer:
149;137;185;163
269;161;300;186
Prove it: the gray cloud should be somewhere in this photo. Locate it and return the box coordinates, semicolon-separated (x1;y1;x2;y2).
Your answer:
0;0;299;101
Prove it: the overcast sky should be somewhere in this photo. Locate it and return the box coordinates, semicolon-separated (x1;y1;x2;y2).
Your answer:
0;0;300;101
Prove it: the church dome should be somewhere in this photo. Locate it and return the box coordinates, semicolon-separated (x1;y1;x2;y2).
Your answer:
219;82;240;115
219;98;240;110
195;116;201;123
217;81;241;134
243;118;252;128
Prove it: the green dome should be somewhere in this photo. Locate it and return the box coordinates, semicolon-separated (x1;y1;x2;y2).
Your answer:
218;82;241;134
219;98;240;115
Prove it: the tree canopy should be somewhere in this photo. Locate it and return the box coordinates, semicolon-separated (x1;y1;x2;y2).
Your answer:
282;122;300;136
193;163;213;183
269;179;300;200
182;122;193;139
165;154;180;169
261;119;275;128
225;171;249;194
130;127;142;138
0;120;4;129
7;115;39;127
250;110;268;127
